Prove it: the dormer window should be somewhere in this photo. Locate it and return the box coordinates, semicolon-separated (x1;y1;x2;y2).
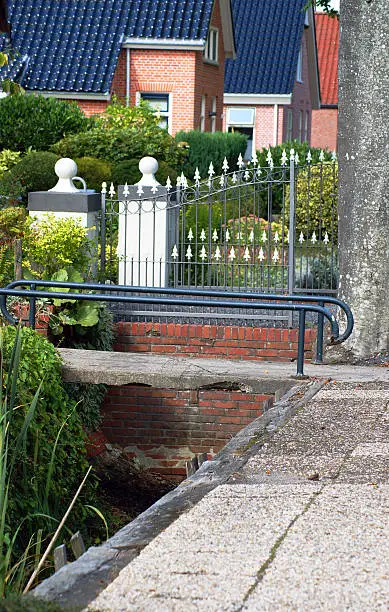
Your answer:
204;27;219;64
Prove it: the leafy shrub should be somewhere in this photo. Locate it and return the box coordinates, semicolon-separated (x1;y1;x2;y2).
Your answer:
284;162;338;239
111;158;177;187
175;130;247;180
74;156;111;192
0;152;59;205
0;150;22;175
52;100;186;170
0;94;89;152
0;326;96;573
22;214;93;278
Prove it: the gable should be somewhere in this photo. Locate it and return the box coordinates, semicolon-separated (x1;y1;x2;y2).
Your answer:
225;0;307;95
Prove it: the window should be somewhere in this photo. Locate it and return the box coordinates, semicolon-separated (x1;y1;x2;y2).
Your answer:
298;110;303;142
227;107;255;160
211;97;217;133
204;28;218;63
304;110;309;142
140;93;170;130
286;110;293;141
200;95;206;132
296;46;303;82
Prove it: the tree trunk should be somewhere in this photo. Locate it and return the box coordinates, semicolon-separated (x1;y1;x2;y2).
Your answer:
337;0;389;357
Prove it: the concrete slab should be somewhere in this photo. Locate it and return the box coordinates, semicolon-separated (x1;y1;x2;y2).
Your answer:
244;484;389;611
89;484;320;612
58;348;389;388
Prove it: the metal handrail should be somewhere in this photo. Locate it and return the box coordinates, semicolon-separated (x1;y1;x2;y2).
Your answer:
0;280;353;378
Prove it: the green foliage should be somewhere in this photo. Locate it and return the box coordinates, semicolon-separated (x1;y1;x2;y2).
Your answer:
0;594;68;611
175;130;247;180
284;162;338;238
74;157;112;193
0;151;22;176
0;152;60;206
0;326;96;593
111;158;177;187
22;214;93;278
0;95;89;153
52;100;186;170
63;306;114;431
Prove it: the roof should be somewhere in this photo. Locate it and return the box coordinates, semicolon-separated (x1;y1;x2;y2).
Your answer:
124;0;214;40
225;0;307;95
315;12;339;105
0;0;224;94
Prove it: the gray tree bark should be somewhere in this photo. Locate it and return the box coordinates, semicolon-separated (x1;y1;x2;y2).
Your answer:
337;0;389;357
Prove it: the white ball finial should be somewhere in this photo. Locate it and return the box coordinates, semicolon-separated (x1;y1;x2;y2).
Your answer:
137;157;160;187
49;158;81;193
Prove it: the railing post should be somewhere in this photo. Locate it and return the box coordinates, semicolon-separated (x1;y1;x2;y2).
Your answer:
314;300;325;363
29;283;36;329
288;156;296;295
100;187;106;281
296;308;306;378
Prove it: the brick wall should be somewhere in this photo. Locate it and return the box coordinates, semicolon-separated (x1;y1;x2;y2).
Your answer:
114;322;316;362
74;99;108;117
109;0;225;135
311;107;338;151
101;385;274;478
281;30;313;144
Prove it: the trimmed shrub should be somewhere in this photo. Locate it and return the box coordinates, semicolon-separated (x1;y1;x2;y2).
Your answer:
256;140;334;167
0;94;89;152
74;156;112;192
175;130;247;180
0;150;22;175
0;152;59;205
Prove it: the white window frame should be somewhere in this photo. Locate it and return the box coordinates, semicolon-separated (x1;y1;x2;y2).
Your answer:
286;110;293;141
296;46;303;83
200;95;206;132
226;107;256;160
204;27;219;64
137;92;172;133
211;96;217;133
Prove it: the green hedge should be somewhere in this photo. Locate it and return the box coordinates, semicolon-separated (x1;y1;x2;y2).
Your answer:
175;131;247;180
0;151;60;205
0;95;89;152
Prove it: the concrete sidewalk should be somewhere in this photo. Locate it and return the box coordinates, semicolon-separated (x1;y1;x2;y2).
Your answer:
89;373;389;611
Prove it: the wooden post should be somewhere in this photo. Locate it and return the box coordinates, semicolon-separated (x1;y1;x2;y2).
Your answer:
70;531;86;559
54;544;67;572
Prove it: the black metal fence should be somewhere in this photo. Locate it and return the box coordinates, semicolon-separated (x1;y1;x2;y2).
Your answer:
99;153;338;301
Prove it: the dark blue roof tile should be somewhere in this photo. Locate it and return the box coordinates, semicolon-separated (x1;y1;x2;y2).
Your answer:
225;0;307;95
0;0;216;94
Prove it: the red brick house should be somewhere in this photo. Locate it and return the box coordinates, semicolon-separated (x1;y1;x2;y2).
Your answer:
1;0;235;136
311;12;339;151
223;0;321;158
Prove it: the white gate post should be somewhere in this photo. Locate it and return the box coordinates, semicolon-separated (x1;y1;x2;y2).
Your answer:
117;157;173;287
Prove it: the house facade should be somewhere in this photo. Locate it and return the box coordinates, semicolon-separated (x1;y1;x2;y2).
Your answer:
223;0;320;158
1;0;235;136
310;12;339;151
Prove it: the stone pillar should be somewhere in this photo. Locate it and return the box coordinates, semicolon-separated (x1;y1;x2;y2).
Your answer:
28;158;101;246
117;157;176;287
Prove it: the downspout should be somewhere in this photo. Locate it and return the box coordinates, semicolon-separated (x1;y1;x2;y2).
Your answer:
126;48;131;106
273;103;278;146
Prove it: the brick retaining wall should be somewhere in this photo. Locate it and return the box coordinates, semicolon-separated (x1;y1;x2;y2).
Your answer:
114;322;317;362
101;385;274;478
